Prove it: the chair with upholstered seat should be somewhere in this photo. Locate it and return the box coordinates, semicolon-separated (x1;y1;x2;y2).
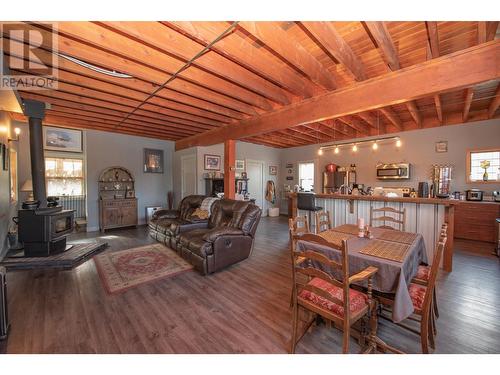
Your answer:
290;233;378;354
315;210;332;234
370;206;406;231
378;230;447;353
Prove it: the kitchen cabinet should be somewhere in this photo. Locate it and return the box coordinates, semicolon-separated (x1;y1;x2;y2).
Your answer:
454;202;500;243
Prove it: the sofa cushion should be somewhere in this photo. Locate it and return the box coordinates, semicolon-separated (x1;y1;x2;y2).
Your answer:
178;228;213;257
156;218;178;234
209;199;251;228
240;204;262;235
190;208;209;220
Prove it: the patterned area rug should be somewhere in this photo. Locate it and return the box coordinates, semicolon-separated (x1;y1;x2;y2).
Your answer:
94;244;193;294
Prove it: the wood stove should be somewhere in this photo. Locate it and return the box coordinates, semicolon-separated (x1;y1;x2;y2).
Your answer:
16;99;75;257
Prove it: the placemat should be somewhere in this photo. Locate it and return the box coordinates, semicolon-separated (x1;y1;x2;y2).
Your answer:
358;239;410;262
317;230;353;247
331;224;360;236
378;230;418;245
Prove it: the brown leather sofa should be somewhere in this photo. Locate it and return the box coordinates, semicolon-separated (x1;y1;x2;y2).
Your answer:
149;195;208;249
177;199;262;275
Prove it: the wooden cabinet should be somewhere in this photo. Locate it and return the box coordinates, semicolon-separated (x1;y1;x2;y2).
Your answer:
99;198;138;232
98;167;138;232
454;202;500;243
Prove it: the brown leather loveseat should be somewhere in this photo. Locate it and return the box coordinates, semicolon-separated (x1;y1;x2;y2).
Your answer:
176;199;262;275
149;195;208;249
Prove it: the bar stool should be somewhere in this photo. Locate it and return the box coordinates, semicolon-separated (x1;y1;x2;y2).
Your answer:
297;193;323;232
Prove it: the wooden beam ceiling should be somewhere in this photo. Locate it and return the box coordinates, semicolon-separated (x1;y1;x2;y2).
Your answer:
176;41;500;150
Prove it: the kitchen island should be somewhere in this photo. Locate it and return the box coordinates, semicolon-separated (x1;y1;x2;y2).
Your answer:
288;192;458;272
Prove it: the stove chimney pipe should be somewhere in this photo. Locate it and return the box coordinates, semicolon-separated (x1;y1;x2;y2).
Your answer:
23;100;47;208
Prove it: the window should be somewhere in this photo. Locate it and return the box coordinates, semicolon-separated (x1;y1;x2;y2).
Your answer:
467;149;500;183
45;157;84;196
298;162;315;191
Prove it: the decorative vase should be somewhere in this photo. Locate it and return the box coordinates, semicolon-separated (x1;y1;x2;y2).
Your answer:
483;170;488;181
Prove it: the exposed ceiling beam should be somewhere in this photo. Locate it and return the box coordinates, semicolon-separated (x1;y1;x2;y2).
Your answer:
463;88;474;122
300;22;367;81
362;21;400;70
379;108;403;130
175;41;499;150
478;21;499;44
434;95;443;124
238;21;337;91
425;22;440;58
488;83;500;118
405;101;423;128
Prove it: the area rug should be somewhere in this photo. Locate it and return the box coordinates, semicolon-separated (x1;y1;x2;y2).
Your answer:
94;243;193;294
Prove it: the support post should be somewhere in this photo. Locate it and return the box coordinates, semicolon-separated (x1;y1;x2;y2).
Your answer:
224;139;235;199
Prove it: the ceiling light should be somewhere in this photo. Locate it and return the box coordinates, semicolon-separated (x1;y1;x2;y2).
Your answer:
317;148;323;156
352;144;358;152
372;142;378;150
396;139;402;148
334;146;340;154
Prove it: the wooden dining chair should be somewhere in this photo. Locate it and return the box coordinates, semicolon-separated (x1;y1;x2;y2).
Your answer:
288;216;310;307
290;233;378;354
378;235;447;353
412;223;448;319
370;206;406;231
315;210;332;234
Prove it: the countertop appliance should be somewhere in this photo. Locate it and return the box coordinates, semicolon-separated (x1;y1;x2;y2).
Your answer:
466;189;484;201
493;191;500;202
373;187;411;198
431;165;453;198
417;182;429;198
376;163;411;180
323;165;356;194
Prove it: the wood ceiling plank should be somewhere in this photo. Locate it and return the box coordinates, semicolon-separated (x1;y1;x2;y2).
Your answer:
434;94;443;124
379;108;403;130
488;83;500;118
100;21;293;106
3;37;244;121
238;22;337;91
164;21;320;99
363;22;401;70
20;22;262;115
301;22;367;81
337;115;370;135
463;87;474;121
356;112;379;129
175;41;500;150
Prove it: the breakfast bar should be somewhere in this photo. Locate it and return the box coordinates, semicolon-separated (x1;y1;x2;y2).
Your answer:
288;193;458;271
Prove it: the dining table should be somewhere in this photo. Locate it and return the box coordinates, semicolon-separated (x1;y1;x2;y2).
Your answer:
297;224;428;323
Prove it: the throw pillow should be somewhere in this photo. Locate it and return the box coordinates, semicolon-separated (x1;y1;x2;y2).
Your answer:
191;208;209;220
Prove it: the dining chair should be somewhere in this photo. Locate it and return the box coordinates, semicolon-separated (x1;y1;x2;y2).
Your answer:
289;233;378;354
412;223;448;319
378;234;447;353
370;206;406;231
288;216;310;307
315;210;332;234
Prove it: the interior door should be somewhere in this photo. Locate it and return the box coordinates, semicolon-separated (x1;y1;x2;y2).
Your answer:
246;160;264;209
181;154;197;198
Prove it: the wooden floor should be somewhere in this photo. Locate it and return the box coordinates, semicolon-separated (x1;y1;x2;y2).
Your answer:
2;217;499;354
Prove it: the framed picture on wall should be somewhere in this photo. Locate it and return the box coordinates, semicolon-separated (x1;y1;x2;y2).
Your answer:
269;165;277;175
235;159;245;170
435;141;448;153
204;154;221;170
43;126;83;153
144;148;164;173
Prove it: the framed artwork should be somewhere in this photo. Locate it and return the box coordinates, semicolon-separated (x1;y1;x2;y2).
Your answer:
1;143;8;171
435;141;448;153
235;159;245;170
43;126;83;153
144;148;164;173
269;165;277;175
204;154;221;170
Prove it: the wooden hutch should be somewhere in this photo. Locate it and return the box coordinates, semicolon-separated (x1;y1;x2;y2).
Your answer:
98;166;138;232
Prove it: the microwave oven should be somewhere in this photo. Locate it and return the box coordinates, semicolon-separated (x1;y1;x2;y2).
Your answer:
376;163;411;180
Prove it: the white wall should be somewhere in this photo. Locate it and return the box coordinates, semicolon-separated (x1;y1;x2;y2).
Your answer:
15;121;174;232
173;141;282;214
280;119;500;196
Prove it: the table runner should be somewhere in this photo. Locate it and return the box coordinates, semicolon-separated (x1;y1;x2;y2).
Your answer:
358;239;411;262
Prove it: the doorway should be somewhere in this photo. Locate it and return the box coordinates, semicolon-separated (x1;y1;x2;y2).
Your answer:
246;159;265;211
181;154;197;199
